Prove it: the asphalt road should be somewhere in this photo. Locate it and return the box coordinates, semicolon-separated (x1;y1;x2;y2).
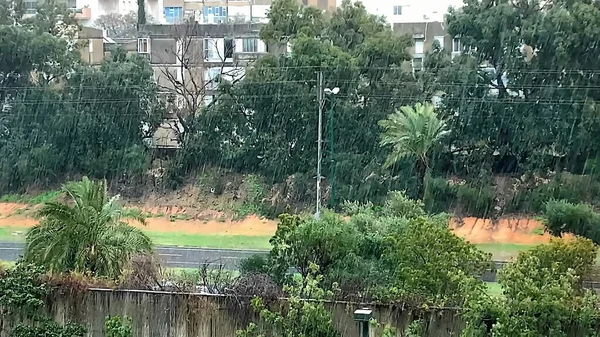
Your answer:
0;242;267;269
0;241;509;279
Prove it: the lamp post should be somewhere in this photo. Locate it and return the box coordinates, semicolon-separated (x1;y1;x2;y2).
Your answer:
315;71;339;220
353;308;373;337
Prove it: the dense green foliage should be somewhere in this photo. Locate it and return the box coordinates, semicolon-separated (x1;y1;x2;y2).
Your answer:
105;315;134;337
168;0;600;214
462;238;600;337
0;262;86;337
0;6;164;193
237;264;340;337
244;191;491;306
2;0;600;217
24;177;153;278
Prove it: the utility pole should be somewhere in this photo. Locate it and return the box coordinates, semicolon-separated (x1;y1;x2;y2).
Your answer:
327;101;335;208
315;71;324;219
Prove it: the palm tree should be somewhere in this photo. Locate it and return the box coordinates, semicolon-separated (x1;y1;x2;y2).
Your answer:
379;102;449;199
25;177;152;278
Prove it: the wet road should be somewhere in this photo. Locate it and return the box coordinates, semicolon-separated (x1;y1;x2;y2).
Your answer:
0;242;266;269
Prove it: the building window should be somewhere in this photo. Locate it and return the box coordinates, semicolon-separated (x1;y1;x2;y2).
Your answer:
137;38;149;54
204;39;215;60
224;38;234;59
242;38;258;53
203;6;227;23
164;7;183;23
25;0;37;14
205;68;221;90
67;0;77;9
412;57;423;72
434;36;444;49
452;38;461;53
414;39;424;54
393;5;402;15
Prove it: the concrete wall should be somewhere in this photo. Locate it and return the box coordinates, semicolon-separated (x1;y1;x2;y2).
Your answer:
0;289;464;337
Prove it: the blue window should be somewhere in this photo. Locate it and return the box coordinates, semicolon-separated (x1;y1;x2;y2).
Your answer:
203;6;227;23
164;7;183;23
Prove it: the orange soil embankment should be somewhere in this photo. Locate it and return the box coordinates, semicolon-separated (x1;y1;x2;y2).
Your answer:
0;202;559;243
0;202;278;236
450;217;562;245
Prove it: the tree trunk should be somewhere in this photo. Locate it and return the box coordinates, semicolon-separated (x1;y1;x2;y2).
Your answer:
416;159;427;200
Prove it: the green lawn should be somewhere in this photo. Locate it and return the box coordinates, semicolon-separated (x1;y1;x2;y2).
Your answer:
0;226;272;250
145;232;271;249
476;243;537;260
0;226;27;242
485;282;503;297
0;226;542;254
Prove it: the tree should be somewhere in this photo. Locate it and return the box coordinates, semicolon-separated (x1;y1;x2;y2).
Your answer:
24;177;153;278
443;0;600;176
137;0;146;28
462;238;600;337
544;200;600;244
379;102;449;199
202;0;416;203
237;263;341;337
381;216;491;307
267;213;361;287
95;12;153;38
0;39;164;192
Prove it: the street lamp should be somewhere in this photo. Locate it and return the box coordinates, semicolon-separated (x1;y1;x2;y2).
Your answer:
315;82;340;220
353;308;373;337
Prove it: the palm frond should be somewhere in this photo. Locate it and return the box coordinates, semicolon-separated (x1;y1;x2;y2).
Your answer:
379;102;449;168
24;177;154;279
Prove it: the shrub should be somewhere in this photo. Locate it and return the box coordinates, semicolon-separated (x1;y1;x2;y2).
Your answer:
423;177;457;213
239;254;269;275
462;238;600;337
510;173;600;213
383;190;426;218
105;316;133;337
455;183;495;218
544;200;600;244
423;177;495;217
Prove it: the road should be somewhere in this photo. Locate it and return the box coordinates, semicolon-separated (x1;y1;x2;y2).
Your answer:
0;242;267;269
0;241;509;279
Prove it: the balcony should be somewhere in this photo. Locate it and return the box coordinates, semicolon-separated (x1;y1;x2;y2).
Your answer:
233;51;265;62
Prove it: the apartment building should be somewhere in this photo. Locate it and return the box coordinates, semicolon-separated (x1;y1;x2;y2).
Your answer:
49;0;336;28
159;0;336;24
362;0;462;24
136;23;275;148
78;27;110;64
23;0;93;21
393;21;462;72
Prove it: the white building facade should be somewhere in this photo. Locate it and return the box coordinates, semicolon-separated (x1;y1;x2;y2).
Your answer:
358;0;463;23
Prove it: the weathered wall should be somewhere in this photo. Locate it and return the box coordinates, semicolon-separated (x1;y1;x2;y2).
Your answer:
0;289;463;337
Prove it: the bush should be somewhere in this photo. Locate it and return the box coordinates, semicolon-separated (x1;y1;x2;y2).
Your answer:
383;190;426;218
544;200;600;244
105;316;133;337
424;177;457;214
510;173;600;213
239;254;269;275
423;177;495;217
455;184;495;218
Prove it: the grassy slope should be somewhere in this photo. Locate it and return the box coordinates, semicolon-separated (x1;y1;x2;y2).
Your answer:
0;225;272;249
0;224;534;257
